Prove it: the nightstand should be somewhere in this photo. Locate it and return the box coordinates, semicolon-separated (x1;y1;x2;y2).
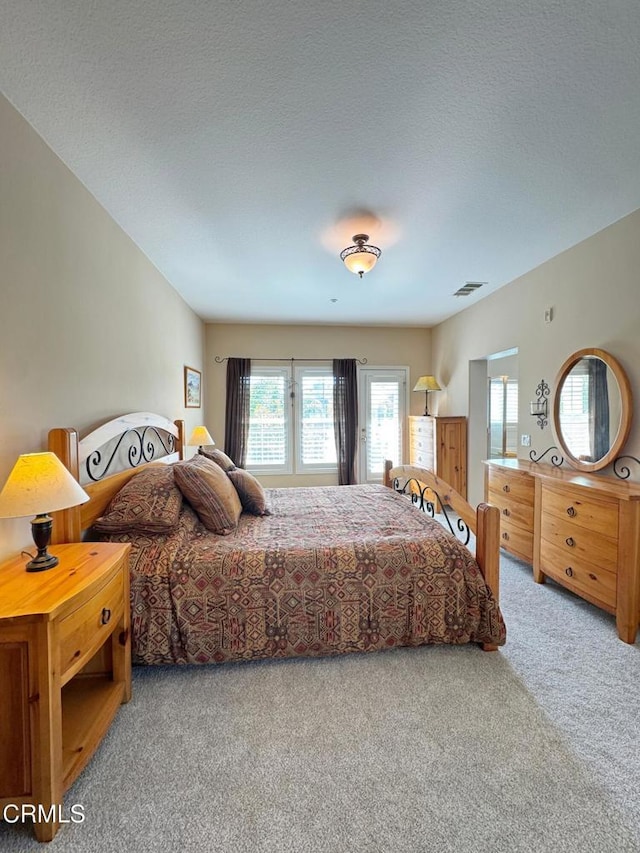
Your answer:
0;543;131;841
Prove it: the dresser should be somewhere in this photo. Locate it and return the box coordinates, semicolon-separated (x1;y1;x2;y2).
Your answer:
408;416;467;499
0;543;131;841
483;458;640;644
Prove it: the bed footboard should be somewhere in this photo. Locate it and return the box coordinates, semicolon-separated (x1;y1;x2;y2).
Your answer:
384;461;500;650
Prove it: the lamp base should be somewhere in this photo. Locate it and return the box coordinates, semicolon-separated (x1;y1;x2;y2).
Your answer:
27;514;59;572
26;551;60;572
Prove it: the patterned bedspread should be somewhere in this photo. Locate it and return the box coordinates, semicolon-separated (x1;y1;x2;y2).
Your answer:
93;484;506;664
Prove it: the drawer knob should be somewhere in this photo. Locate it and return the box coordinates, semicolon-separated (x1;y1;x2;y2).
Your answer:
502;484;510;493
565;537;575;547
566;506;577;518
502;508;510;517
502;531;510;541
565;567;574;578
101;608;112;626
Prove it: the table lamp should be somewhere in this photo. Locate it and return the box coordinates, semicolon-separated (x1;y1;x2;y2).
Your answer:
413;375;442;416
0;452;90;572
187;426;215;450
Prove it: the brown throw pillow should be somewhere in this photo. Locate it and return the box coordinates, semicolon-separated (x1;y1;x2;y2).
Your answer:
227;468;270;516
174;455;242;534
92;465;182;534
198;447;236;471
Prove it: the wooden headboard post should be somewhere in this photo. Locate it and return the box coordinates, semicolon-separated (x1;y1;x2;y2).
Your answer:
174;419;185;459
49;427;82;544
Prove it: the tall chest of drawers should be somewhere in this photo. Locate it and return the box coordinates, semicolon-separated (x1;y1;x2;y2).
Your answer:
483;458;640;643
408;416;467;499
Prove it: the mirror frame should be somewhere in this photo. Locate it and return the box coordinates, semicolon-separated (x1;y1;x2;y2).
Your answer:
552;347;633;472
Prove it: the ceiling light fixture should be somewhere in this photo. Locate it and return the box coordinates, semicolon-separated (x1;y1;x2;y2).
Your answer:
340;234;381;278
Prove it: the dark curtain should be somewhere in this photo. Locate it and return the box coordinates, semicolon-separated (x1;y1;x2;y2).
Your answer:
589;358;609;462
333;358;358;485
224;358;251;467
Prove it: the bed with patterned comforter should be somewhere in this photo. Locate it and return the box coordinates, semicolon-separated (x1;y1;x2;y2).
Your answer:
91;483;505;664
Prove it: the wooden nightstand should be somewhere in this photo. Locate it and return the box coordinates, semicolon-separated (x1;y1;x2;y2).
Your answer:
0;543;131;841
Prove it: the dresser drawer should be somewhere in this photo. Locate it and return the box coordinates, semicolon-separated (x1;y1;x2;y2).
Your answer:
539;539;616;609
409;419;431;438
499;518;534;562
488;488;534;529
541;514;618;574
487;467;534;507
59;568;124;682
410;448;434;468
541;485;618;537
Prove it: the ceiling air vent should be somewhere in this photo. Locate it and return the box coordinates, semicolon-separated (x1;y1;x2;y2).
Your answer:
454;281;486;297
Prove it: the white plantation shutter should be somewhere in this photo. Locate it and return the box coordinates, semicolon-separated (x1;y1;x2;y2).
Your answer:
297;370;337;469
367;380;400;475
246;368;291;472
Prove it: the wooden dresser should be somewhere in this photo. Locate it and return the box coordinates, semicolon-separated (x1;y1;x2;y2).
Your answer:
0;543;131;841
409;416;467;499
483;458;640;644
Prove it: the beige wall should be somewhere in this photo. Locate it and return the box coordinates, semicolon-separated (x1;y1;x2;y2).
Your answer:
0;94;205;560
432;208;640;505
205;323;432;486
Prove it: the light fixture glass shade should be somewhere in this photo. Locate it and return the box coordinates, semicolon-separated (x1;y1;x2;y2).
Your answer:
340;234;382;278
343;250;379;276
413;375;442;393
0;452;89;519
187;426;215;447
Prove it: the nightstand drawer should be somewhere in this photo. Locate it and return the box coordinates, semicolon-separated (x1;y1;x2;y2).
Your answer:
59;569;124;682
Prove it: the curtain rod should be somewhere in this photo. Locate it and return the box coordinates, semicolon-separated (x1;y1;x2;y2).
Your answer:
214;356;368;364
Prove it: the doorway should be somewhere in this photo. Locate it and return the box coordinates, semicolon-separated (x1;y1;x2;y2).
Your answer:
358;367;408;483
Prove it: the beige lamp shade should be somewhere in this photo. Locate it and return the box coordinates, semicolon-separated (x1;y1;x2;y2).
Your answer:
413;375;442;393
187;426;215;447
0;452;89;519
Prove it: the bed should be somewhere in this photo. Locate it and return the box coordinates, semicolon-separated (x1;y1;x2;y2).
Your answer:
48;414;505;665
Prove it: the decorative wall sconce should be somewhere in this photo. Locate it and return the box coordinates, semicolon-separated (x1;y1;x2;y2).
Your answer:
530;379;550;429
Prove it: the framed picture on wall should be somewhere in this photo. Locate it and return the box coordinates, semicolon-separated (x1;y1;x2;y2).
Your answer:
184;366;202;408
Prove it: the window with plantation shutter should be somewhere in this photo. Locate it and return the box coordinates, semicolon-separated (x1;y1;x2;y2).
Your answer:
245;364;338;475
246;368;291;473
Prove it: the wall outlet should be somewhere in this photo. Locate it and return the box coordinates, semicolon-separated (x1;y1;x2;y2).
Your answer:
544;307;553;324
521;434;531;447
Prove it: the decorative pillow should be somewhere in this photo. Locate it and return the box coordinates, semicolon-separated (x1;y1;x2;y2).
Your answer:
174;455;242;534
227;467;270;516
198;447;236;472
92;465;182;534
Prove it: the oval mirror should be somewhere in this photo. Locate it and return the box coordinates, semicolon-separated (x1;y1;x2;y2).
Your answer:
552;348;632;472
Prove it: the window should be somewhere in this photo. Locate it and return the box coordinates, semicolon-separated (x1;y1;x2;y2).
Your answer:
246;367;291;473
295;367;337;473
245;365;337;475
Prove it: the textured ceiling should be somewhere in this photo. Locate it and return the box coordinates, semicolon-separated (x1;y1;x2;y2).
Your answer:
1;1;640;326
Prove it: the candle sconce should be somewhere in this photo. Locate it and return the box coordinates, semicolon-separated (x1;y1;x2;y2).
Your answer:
530;379;550;429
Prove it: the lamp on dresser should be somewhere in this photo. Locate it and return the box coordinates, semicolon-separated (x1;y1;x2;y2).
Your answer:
413;375;442;416
0;452;89;571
